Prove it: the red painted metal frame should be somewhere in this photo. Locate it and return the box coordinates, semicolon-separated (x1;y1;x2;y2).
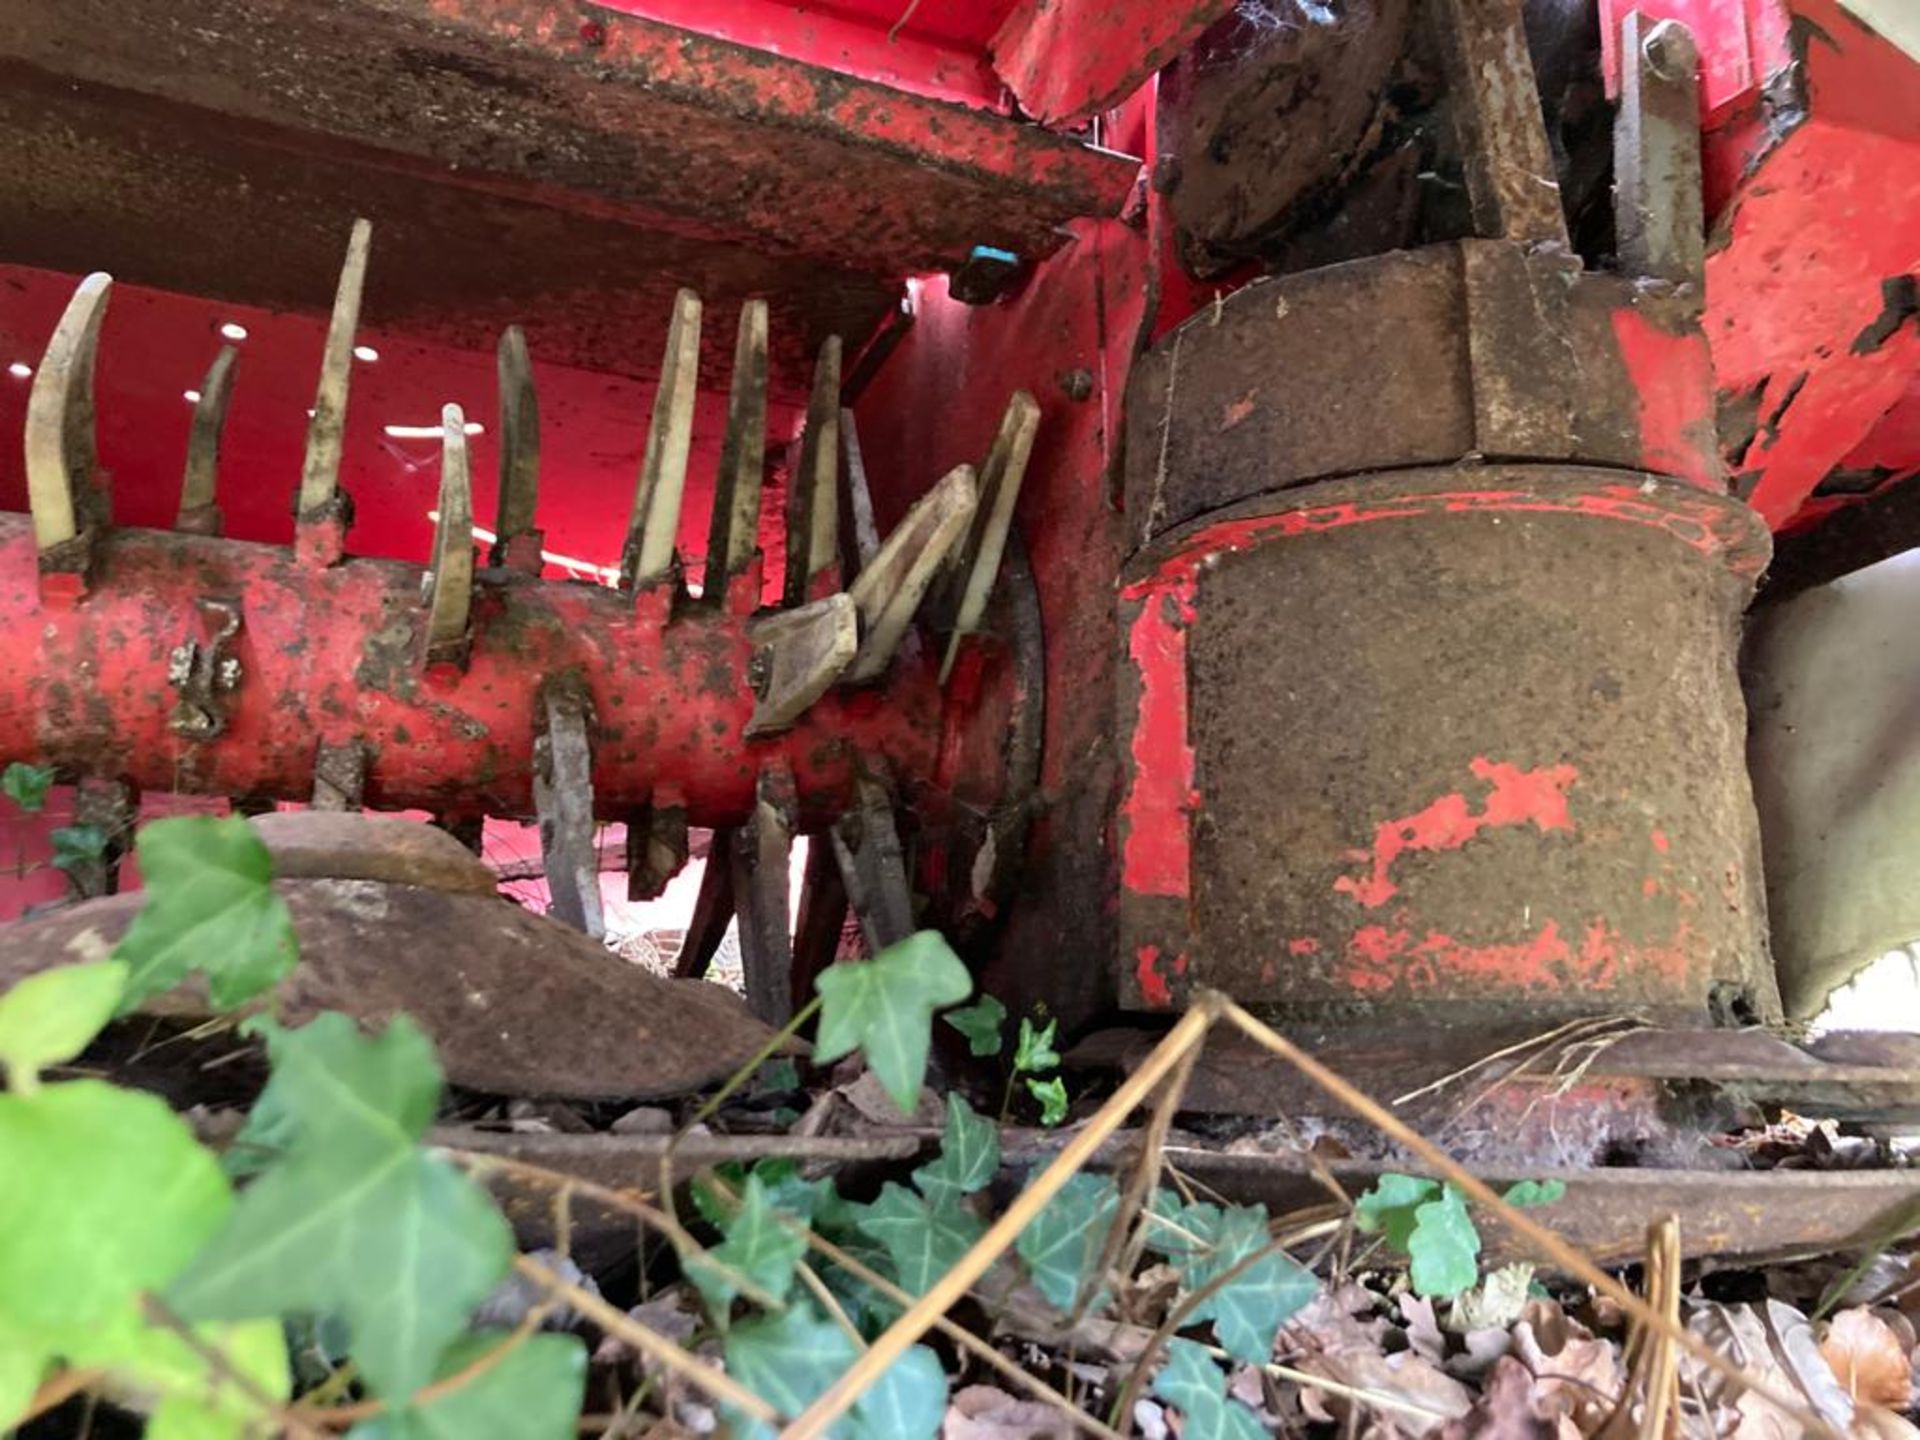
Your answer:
853;215;1157;1027
989;0;1239;127
1600;0;1920;530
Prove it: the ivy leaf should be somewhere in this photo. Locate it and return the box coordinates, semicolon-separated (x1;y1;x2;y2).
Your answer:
114;816;296;1012
168;1013;513;1401
1354;1173;1443;1252
844;1339;947;1440
1502;1179;1566;1209
1407;1185;1481;1299
0;1080;230;1332
1014;1172;1119;1310
724;1305;944;1440
942;995;1007;1057
1;763;52;814
819;1229;903;1338
686;1174;809;1318
65;1308;289;1440
1151;1338;1266;1440
1026;1076;1069;1126
1177;1203;1317;1363
0;1338;40;1431
50;823;108;873
722;1304;856;1440
0;959;126;1090
856;1182;983;1296
347;1332;586;1440
1012;1017;1061;1075
912;1093;998;1208
1145;1191;1216;1262
814;932;972;1114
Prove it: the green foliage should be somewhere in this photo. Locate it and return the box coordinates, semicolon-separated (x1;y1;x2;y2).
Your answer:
1354;1175;1483;1299
1;762;53;814
1025;1075;1069;1126
50;822;109;874
912;1093;999;1208
1151;1338;1266;1440
813;931;972;1113
0;1080;231;1333
723;1304;945;1440
1012;1016;1061;1075
1502;1179;1567;1209
0;1074;248;1431
114;816;296;1012
169;1013;515;1400
687;1174;809;1318
62;1310;290;1440
1151;1197;1316;1362
941;994;1007;1057
350;1332;587;1440
1353;1172;1440;1252
1015;1172;1119;1311
857;1182;984;1296
0;959;126;1091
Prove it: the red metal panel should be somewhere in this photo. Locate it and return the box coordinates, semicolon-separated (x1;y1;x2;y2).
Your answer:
1602;0;1920;530
597;0;1010;108
988;0;1238;127
0;0;1140;286
852;218;1156;1027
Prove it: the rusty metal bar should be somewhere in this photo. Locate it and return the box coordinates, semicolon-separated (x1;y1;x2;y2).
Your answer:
1427;0;1570;248
1614;14;1705;286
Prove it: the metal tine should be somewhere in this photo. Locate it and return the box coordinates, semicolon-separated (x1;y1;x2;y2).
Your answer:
845;464;978;684
830;771;915;952
782;335;841;607
837;406;882;583
624;287;703;592
534;685;604;938
178;344;239;534
704;299;769;600
731;763;797;1025
25;271;111;554
744;593;858;736
675;834;736;979
938;390;1039;682
494;325;540;552
426;403;475;658
298;217;372;516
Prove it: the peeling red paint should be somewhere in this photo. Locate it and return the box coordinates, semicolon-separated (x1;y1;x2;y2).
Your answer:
1333;758;1579;909
1651;828;1670;853
1337;916;1693;995
1135;944;1176;1008
1120;584;1198;898
1120;485;1768;607
1286;937;1321;956
1221;395;1257;429
1611;308;1722;490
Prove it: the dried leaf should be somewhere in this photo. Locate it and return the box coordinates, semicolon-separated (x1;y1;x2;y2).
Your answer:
1511;1312;1621;1434
942;1384;1076;1440
1819;1307;1911;1409
1283;1290;1474;1439
1450;1264;1534;1334
1437;1355;1557;1439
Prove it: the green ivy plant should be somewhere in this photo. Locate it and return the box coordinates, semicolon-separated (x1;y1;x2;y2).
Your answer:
0;809;1576;1440
1355;1173;1567;1298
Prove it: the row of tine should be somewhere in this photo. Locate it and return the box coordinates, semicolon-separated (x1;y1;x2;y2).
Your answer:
21;219;1040;727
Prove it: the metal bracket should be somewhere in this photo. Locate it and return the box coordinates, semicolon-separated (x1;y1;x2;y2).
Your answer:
167;597;244;740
